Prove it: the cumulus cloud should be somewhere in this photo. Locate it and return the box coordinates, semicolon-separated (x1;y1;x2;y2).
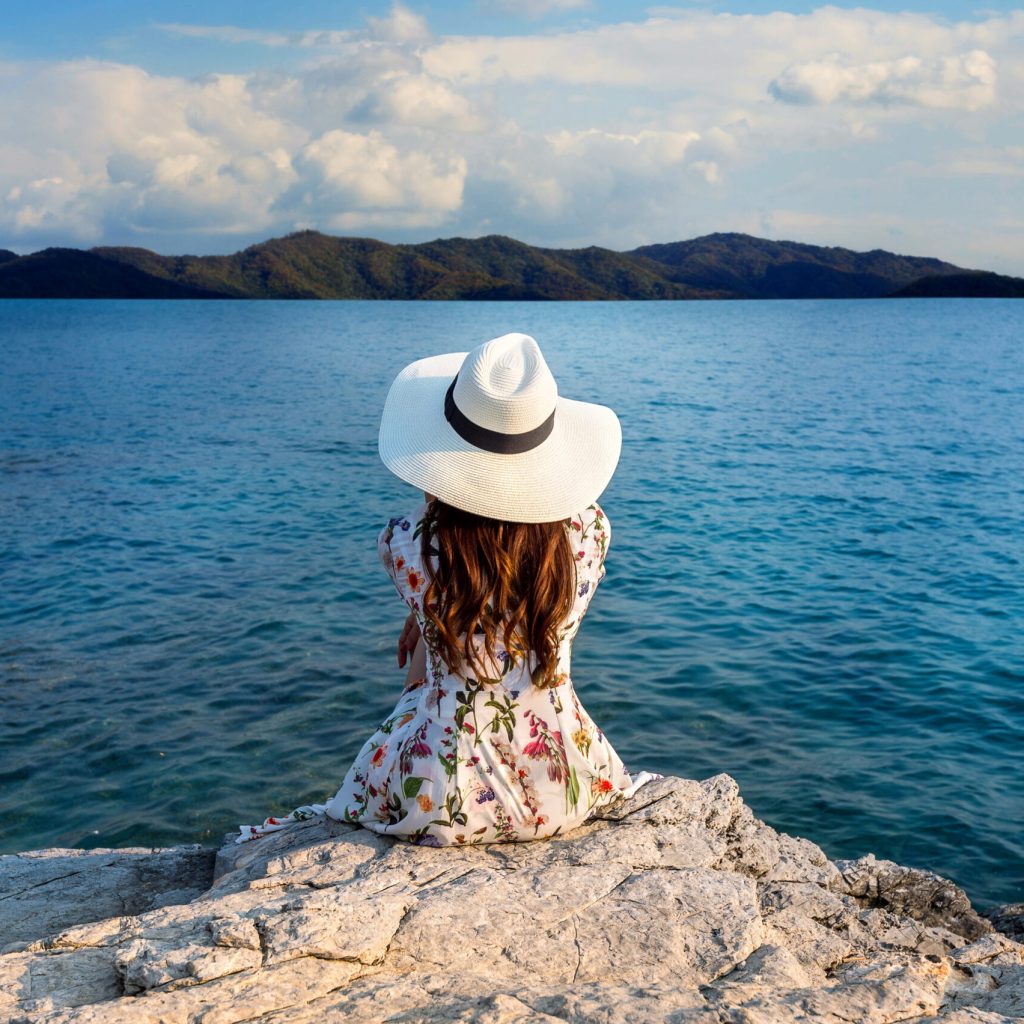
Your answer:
364;3;430;43
421;6;1022;104
769;50;997;110
347;71;484;129
0;60;304;241
465;123;730;244
284;129;466;227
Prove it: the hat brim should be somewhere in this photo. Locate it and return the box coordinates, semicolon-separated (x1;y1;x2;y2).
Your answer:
378;352;621;523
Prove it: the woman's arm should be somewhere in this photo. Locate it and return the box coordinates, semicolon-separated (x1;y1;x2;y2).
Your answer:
402;629;427;692
397;611;421;667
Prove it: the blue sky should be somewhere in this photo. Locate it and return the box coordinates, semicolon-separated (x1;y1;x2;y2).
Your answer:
2;1;1022;271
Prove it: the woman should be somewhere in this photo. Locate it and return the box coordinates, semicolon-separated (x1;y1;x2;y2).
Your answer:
236;332;660;846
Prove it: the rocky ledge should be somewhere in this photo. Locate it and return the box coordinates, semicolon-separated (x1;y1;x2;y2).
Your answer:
1;774;1021;1023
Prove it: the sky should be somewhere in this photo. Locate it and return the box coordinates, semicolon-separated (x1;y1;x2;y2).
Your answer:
1;1;1022;272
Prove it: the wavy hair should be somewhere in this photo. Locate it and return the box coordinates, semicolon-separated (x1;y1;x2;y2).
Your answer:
418;499;577;688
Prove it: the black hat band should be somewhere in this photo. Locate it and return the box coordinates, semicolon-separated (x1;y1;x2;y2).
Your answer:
443;375;556;455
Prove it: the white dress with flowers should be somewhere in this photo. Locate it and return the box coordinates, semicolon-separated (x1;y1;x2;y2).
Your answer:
235;501;660;846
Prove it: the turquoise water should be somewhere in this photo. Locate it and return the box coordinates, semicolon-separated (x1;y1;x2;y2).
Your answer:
1;298;1021;911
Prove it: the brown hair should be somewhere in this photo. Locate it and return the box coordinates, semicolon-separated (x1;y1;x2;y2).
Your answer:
418;499;577;688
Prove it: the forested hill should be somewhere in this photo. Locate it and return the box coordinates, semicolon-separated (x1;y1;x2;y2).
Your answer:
0;230;1018;299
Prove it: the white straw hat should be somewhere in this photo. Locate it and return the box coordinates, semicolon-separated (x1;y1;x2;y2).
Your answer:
378;332;621;523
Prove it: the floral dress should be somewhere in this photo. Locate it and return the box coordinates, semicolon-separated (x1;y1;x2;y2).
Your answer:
235;502;661;846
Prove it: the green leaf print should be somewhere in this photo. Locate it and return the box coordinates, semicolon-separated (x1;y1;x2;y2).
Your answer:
567;765;580;811
403;776;427;799
454;677;486;741
430;787;469;829
484;692;519;742
385;791;408;826
437;748;457;779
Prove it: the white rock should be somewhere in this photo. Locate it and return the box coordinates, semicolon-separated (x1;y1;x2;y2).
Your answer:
2;773;1020;1024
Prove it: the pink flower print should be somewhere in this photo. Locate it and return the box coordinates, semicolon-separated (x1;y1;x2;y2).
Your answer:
521;709;569;785
522;737;544;759
399;722;433;775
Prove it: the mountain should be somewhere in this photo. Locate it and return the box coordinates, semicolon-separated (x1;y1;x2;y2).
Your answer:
891;270;1024;298
629;232;965;299
0;231;1018;300
87;232;721;300
0;248;227;298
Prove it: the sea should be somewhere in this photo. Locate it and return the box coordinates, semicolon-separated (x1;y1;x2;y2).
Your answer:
1;298;1021;912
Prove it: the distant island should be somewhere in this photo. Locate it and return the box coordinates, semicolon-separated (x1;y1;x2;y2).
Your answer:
1;231;1021;300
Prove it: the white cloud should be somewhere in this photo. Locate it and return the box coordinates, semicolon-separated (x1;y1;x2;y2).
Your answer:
485;0;590;17
365;3;431;43
156;4;428;49
421;7;1023;107
288;129;466;222
0;60;306;240
769;50;997;110
349;71;484;129
546;127;699;163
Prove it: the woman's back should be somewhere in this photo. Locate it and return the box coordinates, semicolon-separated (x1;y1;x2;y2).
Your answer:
322;500;635;846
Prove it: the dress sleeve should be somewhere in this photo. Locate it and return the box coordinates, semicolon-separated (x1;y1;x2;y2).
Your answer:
590;503;610;586
378;509;429;613
569;503;611;611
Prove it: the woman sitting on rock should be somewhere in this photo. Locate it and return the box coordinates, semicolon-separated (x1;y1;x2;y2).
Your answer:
236;332;661;847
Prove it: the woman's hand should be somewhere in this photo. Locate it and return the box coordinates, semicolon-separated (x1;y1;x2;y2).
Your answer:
397;612;421;668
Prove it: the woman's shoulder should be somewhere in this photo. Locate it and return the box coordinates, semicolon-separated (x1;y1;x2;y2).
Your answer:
380;500;430;545
378;501;431;604
566;502;610;541
566;502;610;575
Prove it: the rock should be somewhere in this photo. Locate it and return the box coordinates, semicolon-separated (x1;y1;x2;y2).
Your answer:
834;853;994;941
0;844;216;952
0;774;1020;1024
986;904;1024;942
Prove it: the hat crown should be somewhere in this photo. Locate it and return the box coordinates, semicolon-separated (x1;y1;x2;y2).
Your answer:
453;333;558;435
